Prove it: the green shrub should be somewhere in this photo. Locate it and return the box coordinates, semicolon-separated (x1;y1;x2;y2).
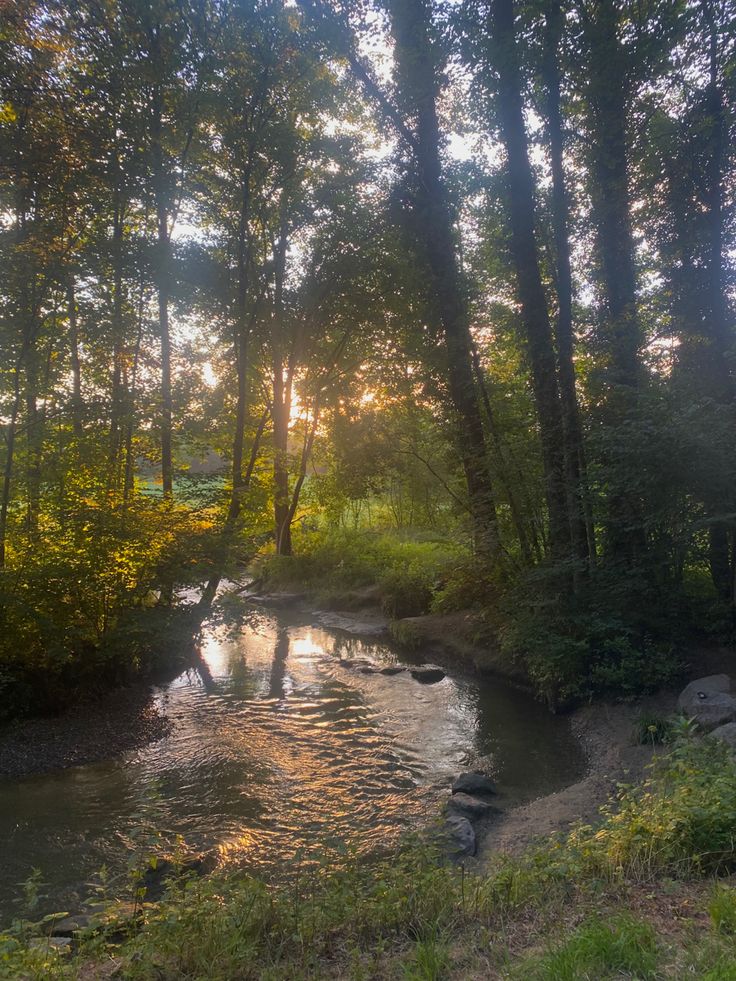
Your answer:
379;567;433;618
498;564;685;706
565;735;736;880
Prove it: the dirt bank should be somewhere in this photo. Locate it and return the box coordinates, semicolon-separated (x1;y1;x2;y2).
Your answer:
477;676;735;863
0;686;173;779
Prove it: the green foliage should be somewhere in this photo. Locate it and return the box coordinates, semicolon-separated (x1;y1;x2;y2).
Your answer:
258;527;464;615
514;914;658;980
565;736;736;880
0;489;218;720
499;564;685;706
710;886;736;935
632;713;676;745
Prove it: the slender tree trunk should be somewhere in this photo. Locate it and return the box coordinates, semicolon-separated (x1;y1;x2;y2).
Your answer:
123;265;146;503
150;30;174;500
67;279;83;437
582;0;644;563
272;207;292;556
491;0;571;565
472;348;532;563
109;196;125;482
24;340;41;537
388;0;502;564
227;166;254;527
542;0;591;566
0;362;22;568
700;0;735;601
285;400;321;538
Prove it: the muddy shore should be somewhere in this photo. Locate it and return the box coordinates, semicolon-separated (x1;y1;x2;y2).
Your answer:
0;685;173;780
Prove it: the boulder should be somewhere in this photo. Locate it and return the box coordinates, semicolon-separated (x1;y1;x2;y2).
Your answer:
678;674;731;705
711;721;736;750
678;675;736;731
444;814;476;857
29;937;72;952
50;913;95;937
379;665;407;676
409;664;446;684
448;792;498;819
314;611;388;638
451;772;497;797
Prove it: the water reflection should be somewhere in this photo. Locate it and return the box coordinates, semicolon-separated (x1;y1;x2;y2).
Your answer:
0;605;583;921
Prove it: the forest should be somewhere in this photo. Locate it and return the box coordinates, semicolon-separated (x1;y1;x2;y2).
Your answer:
2;1;736;977
2;0;734;715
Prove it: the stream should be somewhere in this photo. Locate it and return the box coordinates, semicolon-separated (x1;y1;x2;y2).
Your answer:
0;598;584;923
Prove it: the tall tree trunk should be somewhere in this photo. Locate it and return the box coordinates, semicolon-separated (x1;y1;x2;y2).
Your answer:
700;0;735;601
109;196;126;483
388;0;502;564
24;340;41;538
542;0;592;566
584;0;640;391
151;28;174;501
471;348;533;563
0;362;22;568
272;207;292;557
582;0;644;563
226;165;254;527
67;279;83;437
491;0;571;565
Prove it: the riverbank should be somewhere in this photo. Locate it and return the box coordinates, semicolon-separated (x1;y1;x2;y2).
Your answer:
2;590;736;977
5;722;736;979
0;685;173;780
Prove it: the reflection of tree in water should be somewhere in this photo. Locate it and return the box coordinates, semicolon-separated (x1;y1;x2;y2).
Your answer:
332;636;394;662
269;628;290;700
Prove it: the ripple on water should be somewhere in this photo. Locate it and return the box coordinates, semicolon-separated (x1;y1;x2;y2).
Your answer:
0;609;584;922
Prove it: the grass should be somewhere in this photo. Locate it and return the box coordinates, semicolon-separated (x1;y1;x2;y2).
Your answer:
256;527;470;618
3;732;736;978
512;914;659;980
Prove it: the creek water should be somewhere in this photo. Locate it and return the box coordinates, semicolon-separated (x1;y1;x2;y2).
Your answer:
0;600;584;923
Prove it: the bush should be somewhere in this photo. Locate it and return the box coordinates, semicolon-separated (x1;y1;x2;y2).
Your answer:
0;490;218;720
566;735;736;879
498;563;685;706
379;568;433;618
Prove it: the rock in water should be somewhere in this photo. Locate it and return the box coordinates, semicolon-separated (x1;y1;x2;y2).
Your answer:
448;793;498;819
451;772;497;797
379;665;407;675
678;675;736;731
409;664;445;684
445;814;476;857
711;721;736;750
